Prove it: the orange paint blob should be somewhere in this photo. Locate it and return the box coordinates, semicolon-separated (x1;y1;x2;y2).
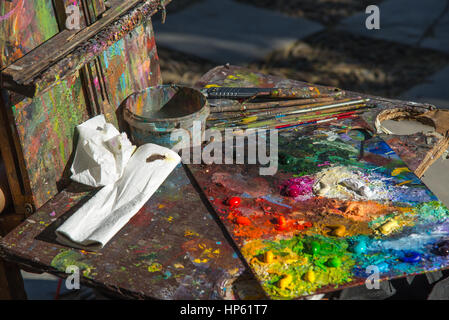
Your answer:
236;216;251;226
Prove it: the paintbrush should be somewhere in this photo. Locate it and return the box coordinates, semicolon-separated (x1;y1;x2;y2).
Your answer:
207;100;358;120
209;98;367;123
208;98;367;123
208;106;369;131
216;110;365;132
208;105;368;130
209;99;371;128
275;113;359;130
209;96;338;113
202;86;344;100
210;100;369;126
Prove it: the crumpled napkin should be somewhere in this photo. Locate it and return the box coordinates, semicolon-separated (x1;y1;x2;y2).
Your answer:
56;115;181;250
70;115;136;187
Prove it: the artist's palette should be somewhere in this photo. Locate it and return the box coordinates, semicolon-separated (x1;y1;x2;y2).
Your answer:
187;119;449;299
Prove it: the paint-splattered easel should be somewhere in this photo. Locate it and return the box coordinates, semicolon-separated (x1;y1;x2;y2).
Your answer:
0;0;167;299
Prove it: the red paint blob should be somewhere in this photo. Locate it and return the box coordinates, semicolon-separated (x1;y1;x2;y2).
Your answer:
228;196;241;208
304;221;313;228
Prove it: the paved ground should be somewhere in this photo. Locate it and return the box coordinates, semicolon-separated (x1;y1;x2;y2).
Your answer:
400;65;449;109
21;271;65;300
153;0;322;64
21;0;449;299
338;0;449;107
21;270;100;300
155;0;449;107
339;0;449;52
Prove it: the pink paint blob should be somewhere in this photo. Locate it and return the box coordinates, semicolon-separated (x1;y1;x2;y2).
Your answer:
280;176;315;199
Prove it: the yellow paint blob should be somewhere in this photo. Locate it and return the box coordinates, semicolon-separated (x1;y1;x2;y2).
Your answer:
184;230;199;237
379;220;399;235
241;116;258;124
304;270;316;283
396;180;413;186
391;167;411;176
331;225;346;237
193;258;209;264
147;263;163;272
264;251;274;263
278;274;292;289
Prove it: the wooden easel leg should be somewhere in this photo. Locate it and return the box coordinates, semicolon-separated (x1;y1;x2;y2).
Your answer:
0;260;27;299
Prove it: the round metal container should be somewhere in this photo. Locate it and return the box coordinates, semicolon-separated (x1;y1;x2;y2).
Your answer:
123;85;209;148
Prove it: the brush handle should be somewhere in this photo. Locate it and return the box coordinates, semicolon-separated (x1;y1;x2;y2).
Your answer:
209;96;337;113
202;87;343;100
209;101;371;128
202;87;272;99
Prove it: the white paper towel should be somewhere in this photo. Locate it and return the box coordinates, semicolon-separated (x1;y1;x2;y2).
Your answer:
70;115;136;187
56;143;181;250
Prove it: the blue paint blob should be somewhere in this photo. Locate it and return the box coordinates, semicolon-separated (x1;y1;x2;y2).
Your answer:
352;241;367;255
400;251;421;263
368;141;393;155
376;262;389;273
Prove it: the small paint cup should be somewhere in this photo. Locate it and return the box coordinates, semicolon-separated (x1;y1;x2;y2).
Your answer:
123;85;209;149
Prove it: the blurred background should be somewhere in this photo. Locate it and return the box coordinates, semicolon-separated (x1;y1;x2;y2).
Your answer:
154;0;449;109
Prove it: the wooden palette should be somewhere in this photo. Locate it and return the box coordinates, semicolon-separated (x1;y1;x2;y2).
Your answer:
187;118;449;299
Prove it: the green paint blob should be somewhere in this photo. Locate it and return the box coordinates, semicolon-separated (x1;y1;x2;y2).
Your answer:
310;241;321;255
278;135;362;176
244;235;355;299
415;201;449;222
328;257;342;268
51;250;93;278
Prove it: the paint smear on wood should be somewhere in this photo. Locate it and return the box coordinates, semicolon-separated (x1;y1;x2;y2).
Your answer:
1;0;59;68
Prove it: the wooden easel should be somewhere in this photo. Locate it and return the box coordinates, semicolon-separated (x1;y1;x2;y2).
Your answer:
0;0;167;299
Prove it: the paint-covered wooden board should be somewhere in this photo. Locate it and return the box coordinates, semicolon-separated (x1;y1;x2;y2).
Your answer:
10;72;89;209
99;20;162;124
0;165;245;299
187;118;449;299
2;0;168;97
195;66;442;178
0;0;59;69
